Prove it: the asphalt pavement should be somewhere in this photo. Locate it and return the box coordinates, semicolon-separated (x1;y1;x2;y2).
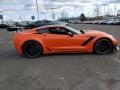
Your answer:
0;24;120;90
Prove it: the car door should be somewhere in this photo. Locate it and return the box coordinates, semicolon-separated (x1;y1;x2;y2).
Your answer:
41;27;89;52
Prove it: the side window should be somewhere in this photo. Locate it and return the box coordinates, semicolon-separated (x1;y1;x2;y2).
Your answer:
49;27;58;34
36;28;49;33
49;27;70;35
44;21;53;25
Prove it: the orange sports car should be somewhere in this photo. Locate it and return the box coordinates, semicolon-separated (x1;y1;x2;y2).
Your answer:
8;25;119;58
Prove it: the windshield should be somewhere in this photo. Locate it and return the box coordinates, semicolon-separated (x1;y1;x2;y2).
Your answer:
65;26;81;34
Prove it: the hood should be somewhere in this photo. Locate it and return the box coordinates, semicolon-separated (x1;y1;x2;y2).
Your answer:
84;30;109;36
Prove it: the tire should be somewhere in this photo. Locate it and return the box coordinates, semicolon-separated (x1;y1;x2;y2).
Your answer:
94;39;112;55
22;41;42;58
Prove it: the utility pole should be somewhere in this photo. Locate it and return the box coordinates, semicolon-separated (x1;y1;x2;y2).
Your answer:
18;13;22;22
36;0;40;20
102;4;107;19
103;4;107;16
50;8;56;21
52;10;55;21
0;11;3;23
114;3;117;16
103;5;105;15
95;6;100;19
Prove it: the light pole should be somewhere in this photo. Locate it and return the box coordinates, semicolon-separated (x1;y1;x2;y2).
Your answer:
36;0;40;20
50;8;56;21
102;4;107;18
103;4;106;16
114;3;117;16
0;11;3;23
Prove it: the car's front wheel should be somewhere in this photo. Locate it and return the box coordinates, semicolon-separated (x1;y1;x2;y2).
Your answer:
22;41;42;58
94;39;112;54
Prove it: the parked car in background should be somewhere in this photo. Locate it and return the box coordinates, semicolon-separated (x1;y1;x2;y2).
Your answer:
111;19;120;25
90;19;120;25
23;20;68;29
0;23;10;28
98;20;107;25
106;19;115;25
55;21;68;26
83;21;92;24
14;21;31;27
92;20;100;24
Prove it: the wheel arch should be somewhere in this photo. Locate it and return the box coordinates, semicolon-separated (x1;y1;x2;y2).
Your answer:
21;40;44;55
93;37;114;52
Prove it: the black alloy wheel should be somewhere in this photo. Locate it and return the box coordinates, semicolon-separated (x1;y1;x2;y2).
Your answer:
94;39;112;54
22;41;42;58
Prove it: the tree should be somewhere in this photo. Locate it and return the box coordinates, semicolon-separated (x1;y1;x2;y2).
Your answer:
80;13;86;21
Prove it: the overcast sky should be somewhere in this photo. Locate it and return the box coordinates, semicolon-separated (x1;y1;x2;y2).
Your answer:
0;0;120;21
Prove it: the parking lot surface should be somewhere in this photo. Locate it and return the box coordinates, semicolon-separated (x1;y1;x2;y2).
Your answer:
0;24;120;90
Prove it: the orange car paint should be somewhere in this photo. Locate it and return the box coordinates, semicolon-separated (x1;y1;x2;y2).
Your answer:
13;25;118;55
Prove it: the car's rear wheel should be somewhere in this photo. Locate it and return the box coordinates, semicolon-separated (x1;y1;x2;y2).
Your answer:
94;39;112;54
22;41;42;58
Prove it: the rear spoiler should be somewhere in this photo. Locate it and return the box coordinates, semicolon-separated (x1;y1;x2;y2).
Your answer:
7;27;24;32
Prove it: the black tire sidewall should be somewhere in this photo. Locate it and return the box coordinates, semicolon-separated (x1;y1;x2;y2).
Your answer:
22;41;42;58
94;39;112;55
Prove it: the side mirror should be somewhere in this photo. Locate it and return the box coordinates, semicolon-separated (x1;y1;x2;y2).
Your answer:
68;32;74;37
80;30;85;34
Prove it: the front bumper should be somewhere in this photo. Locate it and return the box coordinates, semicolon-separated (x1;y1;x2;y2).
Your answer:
113;45;119;51
116;46;120;51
